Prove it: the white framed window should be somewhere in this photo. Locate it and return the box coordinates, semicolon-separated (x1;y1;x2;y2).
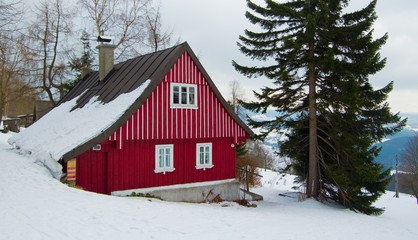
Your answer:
196;143;214;170
155;144;175;174
92;144;101;151
171;83;197;108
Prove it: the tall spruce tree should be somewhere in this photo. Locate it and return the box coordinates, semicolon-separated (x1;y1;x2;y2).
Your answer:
233;0;406;214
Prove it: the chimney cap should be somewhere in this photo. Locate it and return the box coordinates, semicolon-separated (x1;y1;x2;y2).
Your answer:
97;35;114;44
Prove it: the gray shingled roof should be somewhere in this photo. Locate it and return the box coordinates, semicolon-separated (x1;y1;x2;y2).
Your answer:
59;42;253;161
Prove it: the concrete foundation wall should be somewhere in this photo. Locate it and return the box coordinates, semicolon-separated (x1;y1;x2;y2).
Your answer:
113;180;240;203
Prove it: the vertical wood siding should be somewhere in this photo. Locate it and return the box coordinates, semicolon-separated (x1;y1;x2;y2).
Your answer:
76;150;109;194
105;138;236;192
108;52;248;145
77;52;249;193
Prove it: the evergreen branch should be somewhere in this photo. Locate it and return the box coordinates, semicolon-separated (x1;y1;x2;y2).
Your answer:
232;60;277;78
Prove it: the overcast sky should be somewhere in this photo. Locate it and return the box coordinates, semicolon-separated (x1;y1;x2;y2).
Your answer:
160;0;418;114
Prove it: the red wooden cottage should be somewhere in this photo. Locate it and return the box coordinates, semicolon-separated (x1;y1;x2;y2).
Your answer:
9;42;252;202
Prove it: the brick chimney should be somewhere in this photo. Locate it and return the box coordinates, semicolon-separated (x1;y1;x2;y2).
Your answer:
96;42;116;81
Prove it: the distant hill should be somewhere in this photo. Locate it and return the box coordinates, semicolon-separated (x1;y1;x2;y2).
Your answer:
374;113;418;170
374;137;410;170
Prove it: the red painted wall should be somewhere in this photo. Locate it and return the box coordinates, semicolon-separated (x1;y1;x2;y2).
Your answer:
76;52;249;194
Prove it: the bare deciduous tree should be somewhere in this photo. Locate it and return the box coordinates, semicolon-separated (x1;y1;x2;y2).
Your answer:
0;34;36;122
27;0;74;105
236;140;275;187
246;140;275;170
145;7;178;52
79;0;153;60
228;79;245;118
401;135;418;203
0;1;34;123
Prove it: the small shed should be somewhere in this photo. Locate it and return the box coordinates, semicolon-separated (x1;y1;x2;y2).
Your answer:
2;118;20;132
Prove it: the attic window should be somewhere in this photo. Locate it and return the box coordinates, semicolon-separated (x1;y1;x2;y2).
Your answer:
92;144;101;151
171;83;197;109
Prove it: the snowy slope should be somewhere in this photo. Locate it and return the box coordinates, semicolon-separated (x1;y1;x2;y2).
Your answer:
1;132;417;240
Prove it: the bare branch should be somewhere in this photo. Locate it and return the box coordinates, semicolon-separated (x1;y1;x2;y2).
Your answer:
0;0;23;32
144;6;178;52
25;0;75;104
79;0;153;60
400;135;418;202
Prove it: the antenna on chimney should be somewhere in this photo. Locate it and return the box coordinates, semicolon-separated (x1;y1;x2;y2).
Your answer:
97;30;114;44
97;35;112;43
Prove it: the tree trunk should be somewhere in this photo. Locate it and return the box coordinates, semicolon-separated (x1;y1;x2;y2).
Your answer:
0;84;4;123
307;42;319;199
412;182;418;204
0;105;3;124
43;87;56;106
0;73;5;123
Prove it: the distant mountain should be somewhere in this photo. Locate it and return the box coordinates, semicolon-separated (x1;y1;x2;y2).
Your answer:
374;113;418;169
374;137;410;170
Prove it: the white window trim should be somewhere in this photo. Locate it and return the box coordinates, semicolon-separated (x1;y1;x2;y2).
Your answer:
154;144;175;174
196;143;214;170
170;83;198;109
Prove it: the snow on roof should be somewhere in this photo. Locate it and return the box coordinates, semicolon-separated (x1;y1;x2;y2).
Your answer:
8;80;150;179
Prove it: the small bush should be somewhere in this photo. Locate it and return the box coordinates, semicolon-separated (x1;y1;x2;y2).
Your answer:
236;155;262;188
127;192;162;200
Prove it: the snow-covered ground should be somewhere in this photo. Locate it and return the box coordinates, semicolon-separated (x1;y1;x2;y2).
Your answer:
0;132;417;240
